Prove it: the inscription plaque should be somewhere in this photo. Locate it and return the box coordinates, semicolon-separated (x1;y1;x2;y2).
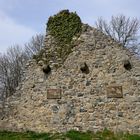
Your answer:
107;85;123;98
47;88;61;99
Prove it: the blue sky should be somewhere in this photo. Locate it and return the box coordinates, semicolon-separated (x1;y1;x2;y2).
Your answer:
0;0;140;53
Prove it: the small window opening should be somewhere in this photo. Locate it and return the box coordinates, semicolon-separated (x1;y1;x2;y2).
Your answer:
80;62;89;74
42;65;51;74
124;60;132;71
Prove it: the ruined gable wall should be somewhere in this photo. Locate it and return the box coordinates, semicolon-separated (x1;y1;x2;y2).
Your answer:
0;25;140;133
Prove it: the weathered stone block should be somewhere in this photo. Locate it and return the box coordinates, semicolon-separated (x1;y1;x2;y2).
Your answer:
107;85;123;98
47;89;61;99
51;105;59;113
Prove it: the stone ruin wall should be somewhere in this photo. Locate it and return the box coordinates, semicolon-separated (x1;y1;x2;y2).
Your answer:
0;25;140;133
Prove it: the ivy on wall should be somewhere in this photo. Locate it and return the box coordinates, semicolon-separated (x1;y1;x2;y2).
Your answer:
33;10;82;65
47;9;82;44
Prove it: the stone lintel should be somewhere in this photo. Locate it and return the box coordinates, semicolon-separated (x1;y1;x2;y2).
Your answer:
107;85;123;98
47;88;61;99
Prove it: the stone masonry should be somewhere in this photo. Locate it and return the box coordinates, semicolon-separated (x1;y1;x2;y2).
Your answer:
0;24;140;133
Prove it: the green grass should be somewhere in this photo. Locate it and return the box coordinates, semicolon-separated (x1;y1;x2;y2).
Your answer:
0;129;140;140
0;131;50;140
65;130;92;140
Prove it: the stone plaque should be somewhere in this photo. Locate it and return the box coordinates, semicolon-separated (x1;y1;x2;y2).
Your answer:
47;88;61;99
107;85;123;98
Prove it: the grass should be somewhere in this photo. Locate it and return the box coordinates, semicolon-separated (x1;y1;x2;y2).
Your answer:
65;130;92;140
0;129;140;140
0;131;50;140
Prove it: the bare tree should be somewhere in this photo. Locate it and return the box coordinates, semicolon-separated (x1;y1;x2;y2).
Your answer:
95;15;140;48
24;34;45;58
0;34;44;100
0;46;27;98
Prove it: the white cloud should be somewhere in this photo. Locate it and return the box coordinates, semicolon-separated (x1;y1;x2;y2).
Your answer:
0;11;36;53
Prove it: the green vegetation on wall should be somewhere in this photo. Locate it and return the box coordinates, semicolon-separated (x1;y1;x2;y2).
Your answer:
33;10;82;65
47;10;82;60
47;9;82;44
